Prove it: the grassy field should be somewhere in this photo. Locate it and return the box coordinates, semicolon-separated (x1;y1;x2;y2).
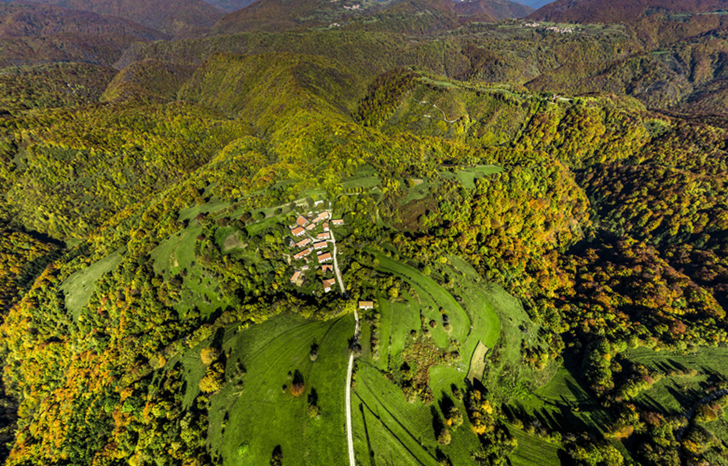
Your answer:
351;252;508;464
624;346;728;416
61;247;125;319
195;313;354;466
455;165;503;189
150;220;229;317
507;423;563;466
354;362;483;466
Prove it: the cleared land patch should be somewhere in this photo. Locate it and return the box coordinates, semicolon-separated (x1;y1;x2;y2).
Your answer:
61;247;125;319
200;314;353;466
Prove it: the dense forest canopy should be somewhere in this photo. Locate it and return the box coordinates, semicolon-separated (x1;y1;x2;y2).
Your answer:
0;0;726;464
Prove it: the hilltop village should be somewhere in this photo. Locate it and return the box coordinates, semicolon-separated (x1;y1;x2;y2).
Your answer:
285;204;345;295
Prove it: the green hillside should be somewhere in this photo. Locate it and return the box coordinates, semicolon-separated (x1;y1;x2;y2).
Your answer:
0;2;726;465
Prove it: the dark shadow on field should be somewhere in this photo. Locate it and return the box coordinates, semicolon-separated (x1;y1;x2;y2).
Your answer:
558;448;576;466
438;394;455;418
430;406;444;441
308;388;318;405
435;448;450;466
666;385;704;409
360;403;376;466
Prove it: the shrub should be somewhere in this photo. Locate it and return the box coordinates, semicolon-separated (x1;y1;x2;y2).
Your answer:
200;347;220;365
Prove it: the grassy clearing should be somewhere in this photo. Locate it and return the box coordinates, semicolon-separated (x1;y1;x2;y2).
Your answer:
150;220;228;317
61;247;125;319
343;176;381;191
507;423;563;466
400;178;438;205
354;362;482;466
455;165;503;189
353;253;510;464
198;313;353;466
624;346;728;416
178;198;232;221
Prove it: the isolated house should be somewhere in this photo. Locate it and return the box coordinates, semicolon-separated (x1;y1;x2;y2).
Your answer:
321;264;333;273
291;271;301;283
317;232;330;240
359;301;374;310
291;226;305;237
295;238;311;248
306;223;316;231
313;241;327;250
296;216;308;227
332;219;344;226
322;222;329;232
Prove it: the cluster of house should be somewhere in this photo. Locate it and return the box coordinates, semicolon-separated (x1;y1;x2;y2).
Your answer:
523;22;575;34
286;210;345;293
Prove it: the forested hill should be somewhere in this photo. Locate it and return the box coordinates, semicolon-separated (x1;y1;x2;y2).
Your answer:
1;0;223;36
0;1;727;465
528;0;728;24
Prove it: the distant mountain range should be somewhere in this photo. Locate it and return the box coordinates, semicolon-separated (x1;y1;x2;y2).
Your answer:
1;0;223;35
529;0;728;23
211;0;533;35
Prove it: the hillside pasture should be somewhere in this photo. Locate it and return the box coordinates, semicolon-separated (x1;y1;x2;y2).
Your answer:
200;313;354;466
61;247;125;319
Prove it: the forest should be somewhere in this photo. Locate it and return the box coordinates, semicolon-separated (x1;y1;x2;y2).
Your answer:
0;0;726;464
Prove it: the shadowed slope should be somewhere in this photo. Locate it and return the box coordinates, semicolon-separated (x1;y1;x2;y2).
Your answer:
4;0;224;36
0;2;166;39
529;0;728;24
102;60;195;102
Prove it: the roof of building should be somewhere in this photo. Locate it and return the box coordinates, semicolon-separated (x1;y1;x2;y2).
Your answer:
323;278;336;287
306;223;316;230
291;226;305;236
296;216;308;226
359;301;374;308
295;238;311;247
313;241;327;249
294;248;312;259
317;232;330;239
332;219;344;225
317;252;332;262
291;271;301;282
322;264;333;272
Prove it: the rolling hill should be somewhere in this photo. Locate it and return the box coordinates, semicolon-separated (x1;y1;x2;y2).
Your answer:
2;0;224;36
201;0;256;12
529;0;728;24
0;2;165;39
453;0;533;21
